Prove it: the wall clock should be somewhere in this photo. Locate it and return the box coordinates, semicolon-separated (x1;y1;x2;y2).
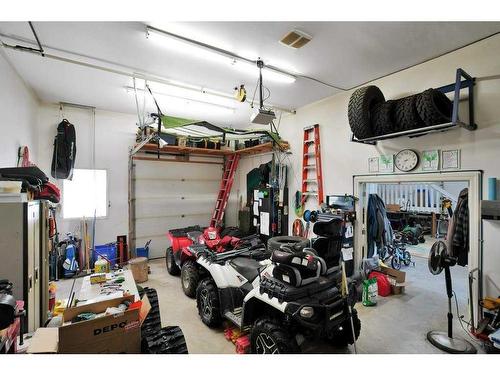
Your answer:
394;149;419;172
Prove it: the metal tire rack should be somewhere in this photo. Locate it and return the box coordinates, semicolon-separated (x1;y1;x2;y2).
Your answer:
351;68;477;145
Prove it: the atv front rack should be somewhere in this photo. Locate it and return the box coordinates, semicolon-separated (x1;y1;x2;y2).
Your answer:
190;243;269;264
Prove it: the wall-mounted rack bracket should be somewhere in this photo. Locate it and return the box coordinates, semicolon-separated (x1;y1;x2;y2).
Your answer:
351;68;477;145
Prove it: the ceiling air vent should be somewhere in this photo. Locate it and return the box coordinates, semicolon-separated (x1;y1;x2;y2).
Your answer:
280;29;312;49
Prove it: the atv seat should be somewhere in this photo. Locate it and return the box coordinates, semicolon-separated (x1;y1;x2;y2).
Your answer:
186;231;203;242
271;250;322;287
229;257;262;282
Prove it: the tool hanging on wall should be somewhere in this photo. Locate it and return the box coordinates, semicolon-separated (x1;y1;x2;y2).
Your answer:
300;124;324;208
210;154;240;228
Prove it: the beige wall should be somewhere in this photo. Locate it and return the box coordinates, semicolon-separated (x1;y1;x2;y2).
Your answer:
269;34;500;297
0;50;39;167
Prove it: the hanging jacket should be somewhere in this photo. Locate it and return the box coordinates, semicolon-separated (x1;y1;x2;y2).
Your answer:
451;188;469;266
367;194;393;258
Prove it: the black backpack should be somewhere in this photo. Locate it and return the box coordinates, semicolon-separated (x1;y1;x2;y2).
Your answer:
51;119;76;179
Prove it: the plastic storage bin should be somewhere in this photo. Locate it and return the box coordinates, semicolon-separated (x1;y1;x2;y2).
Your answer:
93;244;118;267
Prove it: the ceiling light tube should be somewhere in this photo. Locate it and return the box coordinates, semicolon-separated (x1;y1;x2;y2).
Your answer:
125;85;237;111
146;25;296;84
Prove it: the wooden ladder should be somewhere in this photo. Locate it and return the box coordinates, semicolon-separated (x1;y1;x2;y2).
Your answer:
301;124;324;206
210;153;240;228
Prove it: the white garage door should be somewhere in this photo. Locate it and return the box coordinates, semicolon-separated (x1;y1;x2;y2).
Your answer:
131;158;222;259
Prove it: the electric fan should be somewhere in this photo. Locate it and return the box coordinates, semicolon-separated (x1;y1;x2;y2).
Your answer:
427;240;477;353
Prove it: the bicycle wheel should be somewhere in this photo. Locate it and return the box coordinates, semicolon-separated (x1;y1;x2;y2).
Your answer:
391;255;402;270
403;250;412;266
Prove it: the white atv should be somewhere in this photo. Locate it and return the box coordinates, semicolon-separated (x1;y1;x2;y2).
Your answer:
191;238;360;354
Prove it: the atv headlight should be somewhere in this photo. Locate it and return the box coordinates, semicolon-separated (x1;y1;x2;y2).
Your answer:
299;306;315;319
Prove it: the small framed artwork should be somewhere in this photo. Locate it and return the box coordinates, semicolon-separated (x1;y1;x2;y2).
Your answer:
368;157;379;173
442;149;461;170
379;154;394;173
422;150;440;171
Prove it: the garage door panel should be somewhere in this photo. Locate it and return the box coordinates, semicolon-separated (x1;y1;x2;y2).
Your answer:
135;197;215;218
134;160;222;179
132;159;222;259
135;180;220;197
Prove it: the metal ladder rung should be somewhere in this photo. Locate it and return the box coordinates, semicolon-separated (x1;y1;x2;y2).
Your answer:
304;179;317;183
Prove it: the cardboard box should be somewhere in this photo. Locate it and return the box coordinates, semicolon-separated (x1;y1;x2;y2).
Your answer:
29;294;150;354
386;204;400;212
379;266;406;283
391;283;406;295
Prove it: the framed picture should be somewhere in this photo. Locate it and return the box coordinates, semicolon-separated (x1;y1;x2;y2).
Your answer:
442;149;461;170
422;150;440;171
379;154;394;173
368;157;379;173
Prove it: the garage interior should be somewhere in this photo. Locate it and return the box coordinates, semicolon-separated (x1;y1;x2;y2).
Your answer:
1;17;500;358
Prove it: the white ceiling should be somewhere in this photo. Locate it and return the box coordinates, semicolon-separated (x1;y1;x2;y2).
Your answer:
1;21;499;128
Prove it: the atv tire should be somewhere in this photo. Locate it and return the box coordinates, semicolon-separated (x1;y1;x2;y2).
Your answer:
371;100;396;136
348;85;385;140
166;247;180;276
393;95;423;131
415;88;453;126
181;260;199;298
267;236;309;253
251;319;300;354
328;309;361;347
143;326;188;354
196;278;222;327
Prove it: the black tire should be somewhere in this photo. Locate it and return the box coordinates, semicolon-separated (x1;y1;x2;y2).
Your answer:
348;86;385;140
143;326;189;354
391;255;402;270
393;95;423;131
415;88;453;126
267;236;309;253
166;247;180;276
181;260;199;298
328;309;361;347
371;100;396;136
196;278;222;327
250;319;300;354
403;250;412;266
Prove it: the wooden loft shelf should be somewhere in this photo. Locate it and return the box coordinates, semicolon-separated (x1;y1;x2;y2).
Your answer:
137;141;289;157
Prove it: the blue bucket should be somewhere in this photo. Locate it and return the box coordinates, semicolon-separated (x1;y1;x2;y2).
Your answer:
136;247;149;259
94;244;118;267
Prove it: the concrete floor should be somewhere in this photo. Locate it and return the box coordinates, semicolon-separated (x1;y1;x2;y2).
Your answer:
55;256;483;354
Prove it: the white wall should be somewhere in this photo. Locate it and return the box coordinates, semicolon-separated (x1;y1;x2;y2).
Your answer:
273;35;500;298
0;51;39;167
36;104;137;245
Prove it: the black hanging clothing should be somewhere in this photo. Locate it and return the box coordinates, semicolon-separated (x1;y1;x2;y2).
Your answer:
451;188;469;266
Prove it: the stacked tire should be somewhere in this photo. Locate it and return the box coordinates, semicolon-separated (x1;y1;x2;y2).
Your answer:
348;86;453;139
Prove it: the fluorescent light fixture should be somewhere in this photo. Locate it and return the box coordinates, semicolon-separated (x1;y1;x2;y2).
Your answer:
146;26;296;84
129;79;238;109
126;84;236;117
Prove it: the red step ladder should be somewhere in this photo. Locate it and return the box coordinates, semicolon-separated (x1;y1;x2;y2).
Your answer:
210;153;240;228
301;124;324;206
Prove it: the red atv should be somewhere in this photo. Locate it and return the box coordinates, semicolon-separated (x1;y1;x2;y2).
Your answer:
166;226;249;297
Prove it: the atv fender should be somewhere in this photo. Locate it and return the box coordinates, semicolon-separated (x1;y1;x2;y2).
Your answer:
196;256;247;289
241;289;287;327
180;246;195;264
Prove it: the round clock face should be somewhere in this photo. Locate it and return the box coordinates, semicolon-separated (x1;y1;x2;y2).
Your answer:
395;149;419;172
